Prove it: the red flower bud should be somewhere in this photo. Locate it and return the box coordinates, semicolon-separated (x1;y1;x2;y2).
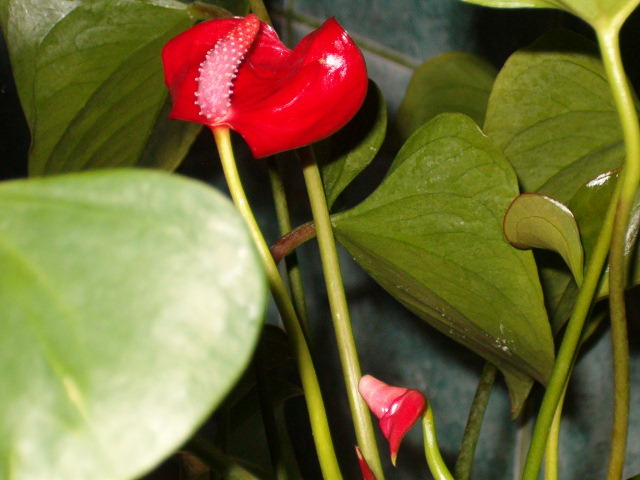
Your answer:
162;14;368;158
355;446;379;480
358;375;426;465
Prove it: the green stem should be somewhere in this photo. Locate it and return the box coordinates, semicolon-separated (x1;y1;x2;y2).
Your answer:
454;362;497;480
544;384;567;480
597;25;637;480
521;154;621;480
213;128;343;480
267;158;311;335
423;403;455;480
298;146;385;480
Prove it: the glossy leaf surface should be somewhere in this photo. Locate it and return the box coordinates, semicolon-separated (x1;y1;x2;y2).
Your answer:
396;52;497;142
0;170;266;480
503;193;584;285
0;0;208;175
334;114;554;412
484;30;625;204
317;81;387;209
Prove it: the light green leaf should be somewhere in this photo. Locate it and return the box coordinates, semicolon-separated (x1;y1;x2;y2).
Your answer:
0;169;266;480
503;193;584;285
0;0;211;176
317;80;387;209
457;0;640;30
484;29;625;204
334;113;554;413
396;52;497;142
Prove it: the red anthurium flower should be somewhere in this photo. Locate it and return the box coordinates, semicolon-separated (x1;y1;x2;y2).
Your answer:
162;14;368;158
359;374;426;465
355;446;379;480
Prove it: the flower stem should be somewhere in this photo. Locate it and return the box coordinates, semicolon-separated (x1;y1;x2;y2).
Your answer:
520;150;621;480
454;362;497;480
543;384;567;480
597;24;637;480
267;158;311;334
271;221;316;265
298;146;385;480
213;128;343;480
422;402;455;480
248;0;272;24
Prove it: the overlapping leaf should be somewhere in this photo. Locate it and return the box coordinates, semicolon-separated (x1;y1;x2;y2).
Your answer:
334;113;554;412
484;29;625;204
396;52;497;142
0;0;215;176
0;170;266;480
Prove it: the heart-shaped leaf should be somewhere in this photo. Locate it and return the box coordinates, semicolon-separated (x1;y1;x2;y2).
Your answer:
0;169;266;480
484;29;625;204
457;0;640;30
396;52;497;142
317;80;387;209
333;113;554;412
503;193;584;285
0;0;214;176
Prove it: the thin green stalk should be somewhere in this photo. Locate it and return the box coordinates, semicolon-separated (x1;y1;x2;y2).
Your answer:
597;25;638;480
267;158;311;335
423;403;455;480
521;167;621;480
213;128;343;480
454;362;497;480
544;384;567;480
298;146;385;480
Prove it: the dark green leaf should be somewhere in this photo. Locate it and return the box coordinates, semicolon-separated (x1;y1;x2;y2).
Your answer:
484;29;625;204
0;0;205;176
396;52;497;142
0;169;266;480
316;80;387;209
503;193;584;285
334;113;554;413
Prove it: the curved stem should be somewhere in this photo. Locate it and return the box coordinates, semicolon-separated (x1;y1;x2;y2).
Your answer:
213;128;343;480
597;25;637;480
271;221;316;264
298;146;385;480
521;158;621;480
454;362;497;480
423;403;455;480
267;158;311;336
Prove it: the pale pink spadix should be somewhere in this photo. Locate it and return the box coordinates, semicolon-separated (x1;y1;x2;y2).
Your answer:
195;14;260;123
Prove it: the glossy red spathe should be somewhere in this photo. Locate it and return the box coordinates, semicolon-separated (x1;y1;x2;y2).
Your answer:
355;446;379;480
162;14;368;158
359;374;426;465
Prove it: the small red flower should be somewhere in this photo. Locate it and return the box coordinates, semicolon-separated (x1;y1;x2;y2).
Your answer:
162;14;368;158
355;446;379;480
359;374;426;465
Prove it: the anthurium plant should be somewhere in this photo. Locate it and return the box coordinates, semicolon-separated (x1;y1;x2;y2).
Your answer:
0;0;639;479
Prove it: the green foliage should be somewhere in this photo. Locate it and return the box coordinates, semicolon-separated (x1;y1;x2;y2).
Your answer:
503;193;584;285
0;0;207;176
0;170;266;480
484;29;625;204
396;52;497;142
317;80;387;209
334;113;554;412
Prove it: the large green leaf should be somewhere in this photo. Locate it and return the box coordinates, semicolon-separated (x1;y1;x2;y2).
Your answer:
0;0;212;176
0;170;266;480
484;29;625;204
457;0;640;30
396;52;497;142
334;113;554;412
316;80;387;210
